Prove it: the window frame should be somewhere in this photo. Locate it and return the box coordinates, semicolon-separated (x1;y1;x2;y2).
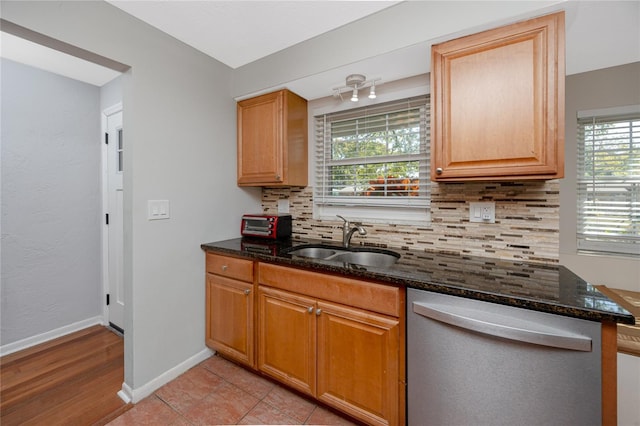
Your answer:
313;95;431;224
576;105;640;257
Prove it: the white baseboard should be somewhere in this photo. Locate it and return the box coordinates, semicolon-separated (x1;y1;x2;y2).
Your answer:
118;382;133;404
0;316;105;357
124;348;214;403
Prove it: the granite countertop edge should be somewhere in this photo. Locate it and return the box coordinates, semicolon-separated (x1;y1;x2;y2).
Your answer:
201;238;635;325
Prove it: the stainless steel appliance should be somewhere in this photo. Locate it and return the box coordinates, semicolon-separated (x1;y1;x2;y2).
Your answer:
241;214;292;239
407;288;602;426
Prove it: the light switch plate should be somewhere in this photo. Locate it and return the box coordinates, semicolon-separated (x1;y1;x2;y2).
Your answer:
469;202;495;223
148;200;170;220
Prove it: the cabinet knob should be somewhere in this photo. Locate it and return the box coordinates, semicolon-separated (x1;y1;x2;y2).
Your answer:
308;306;314;314
221;265;228;271
244;289;251;295
316;309;322;316
275;175;281;181
436;168;443;175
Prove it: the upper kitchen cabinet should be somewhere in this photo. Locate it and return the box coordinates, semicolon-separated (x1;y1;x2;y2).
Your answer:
237;89;308;187
431;11;565;181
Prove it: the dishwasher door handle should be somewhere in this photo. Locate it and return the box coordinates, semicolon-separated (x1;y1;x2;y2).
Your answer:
412;301;592;352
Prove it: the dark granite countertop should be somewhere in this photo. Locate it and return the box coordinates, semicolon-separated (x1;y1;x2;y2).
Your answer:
201;237;635;325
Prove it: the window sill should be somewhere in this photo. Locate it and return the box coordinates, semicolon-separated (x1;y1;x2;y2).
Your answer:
314;204;430;225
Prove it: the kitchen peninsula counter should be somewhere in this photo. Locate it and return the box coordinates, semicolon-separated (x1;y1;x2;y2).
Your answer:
201;237;634;325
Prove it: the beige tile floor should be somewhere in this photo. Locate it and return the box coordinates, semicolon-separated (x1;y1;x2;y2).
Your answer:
107;355;358;425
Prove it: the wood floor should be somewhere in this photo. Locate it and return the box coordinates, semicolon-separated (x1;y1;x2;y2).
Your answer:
0;325;129;426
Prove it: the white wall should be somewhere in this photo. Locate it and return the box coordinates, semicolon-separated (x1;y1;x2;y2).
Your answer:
100;74;122;111
560;61;640;426
1;0;261;394
560;62;640;293
1;58;102;346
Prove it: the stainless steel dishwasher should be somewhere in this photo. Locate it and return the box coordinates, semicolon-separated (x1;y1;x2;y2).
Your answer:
407;288;602;426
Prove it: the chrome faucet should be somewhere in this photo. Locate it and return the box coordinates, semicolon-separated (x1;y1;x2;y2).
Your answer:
336;215;367;248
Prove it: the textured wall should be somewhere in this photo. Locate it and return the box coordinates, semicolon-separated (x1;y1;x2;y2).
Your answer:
1;58;102;345
263;181;560;264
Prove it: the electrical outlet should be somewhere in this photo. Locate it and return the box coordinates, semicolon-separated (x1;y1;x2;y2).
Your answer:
277;199;290;214
469;202;495;223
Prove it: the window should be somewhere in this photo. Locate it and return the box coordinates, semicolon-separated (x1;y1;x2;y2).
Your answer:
314;96;430;223
577;105;640;256
117;127;123;173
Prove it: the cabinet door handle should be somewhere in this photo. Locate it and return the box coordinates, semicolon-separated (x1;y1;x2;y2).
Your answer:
436;167;443;175
307;306;314;314
221;265;228;271
244;289;251;295
316;309;322;316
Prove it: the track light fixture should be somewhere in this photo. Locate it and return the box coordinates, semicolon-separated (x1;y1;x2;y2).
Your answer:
333;74;381;102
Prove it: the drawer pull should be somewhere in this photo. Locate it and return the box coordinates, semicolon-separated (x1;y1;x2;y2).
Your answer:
221;265;228;271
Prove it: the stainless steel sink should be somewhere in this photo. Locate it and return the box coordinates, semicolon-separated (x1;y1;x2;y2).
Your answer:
288;247;337;258
329;251;399;267
284;244;400;267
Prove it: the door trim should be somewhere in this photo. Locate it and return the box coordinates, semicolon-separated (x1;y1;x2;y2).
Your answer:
101;102;123;326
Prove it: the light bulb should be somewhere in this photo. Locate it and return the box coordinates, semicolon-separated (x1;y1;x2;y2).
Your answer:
350;88;358;102
368;84;376;99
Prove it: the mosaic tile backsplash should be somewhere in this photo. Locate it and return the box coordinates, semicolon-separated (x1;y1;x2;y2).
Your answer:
262;181;560;264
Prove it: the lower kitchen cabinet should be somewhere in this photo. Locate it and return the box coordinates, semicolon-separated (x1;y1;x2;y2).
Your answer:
316;301;400;426
258;286;317;396
258;263;405;426
204;255;405;426
205;253;255;368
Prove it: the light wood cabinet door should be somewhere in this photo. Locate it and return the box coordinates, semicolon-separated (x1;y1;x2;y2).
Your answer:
237;89;308;187
317;301;400;426
258;286;317;396
431;11;564;181
205;274;255;367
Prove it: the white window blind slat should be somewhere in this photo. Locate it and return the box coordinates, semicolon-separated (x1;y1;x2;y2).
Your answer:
576;108;640;256
314;96;430;210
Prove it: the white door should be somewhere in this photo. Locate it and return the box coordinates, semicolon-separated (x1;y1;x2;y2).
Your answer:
106;107;124;331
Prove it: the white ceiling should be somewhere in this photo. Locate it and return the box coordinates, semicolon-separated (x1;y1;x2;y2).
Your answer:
106;0;401;69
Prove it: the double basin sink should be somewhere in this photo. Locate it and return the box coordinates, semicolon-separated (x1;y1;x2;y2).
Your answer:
284;244;400;268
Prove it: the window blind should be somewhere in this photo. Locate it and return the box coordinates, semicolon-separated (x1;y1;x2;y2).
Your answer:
577;107;640;256
314;96;430;209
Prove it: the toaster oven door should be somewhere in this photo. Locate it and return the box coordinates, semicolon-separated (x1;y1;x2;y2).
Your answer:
242;217;272;237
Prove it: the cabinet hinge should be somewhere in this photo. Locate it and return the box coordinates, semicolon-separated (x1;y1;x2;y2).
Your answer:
106;294;110;306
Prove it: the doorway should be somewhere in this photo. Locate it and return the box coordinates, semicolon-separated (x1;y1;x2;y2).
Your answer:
1;22;129;349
